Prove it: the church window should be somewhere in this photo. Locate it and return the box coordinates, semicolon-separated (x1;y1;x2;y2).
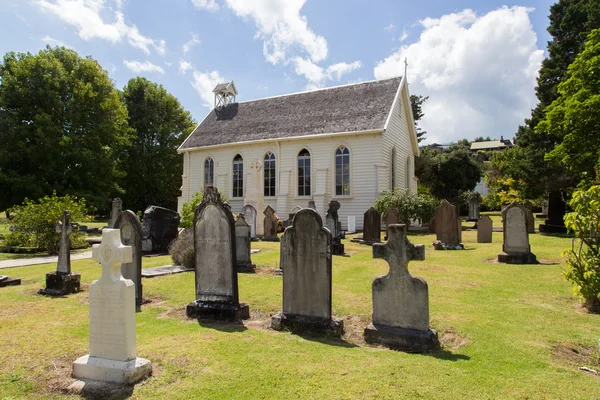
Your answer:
204;157;214;188
335;146;350;195
297;149;311;196
232;154;243;197
264;152;276;197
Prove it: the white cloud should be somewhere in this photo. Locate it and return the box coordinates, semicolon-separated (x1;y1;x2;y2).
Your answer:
123;60;164;74
191;0;219;11
183;33;200;55
42;35;73;49
191;70;224;108
293;57;362;89
384;24;394;32
399;29;408;42
327;61;362;81
37;0;166;55
179;59;193;74
374;6;544;144
224;0;327;64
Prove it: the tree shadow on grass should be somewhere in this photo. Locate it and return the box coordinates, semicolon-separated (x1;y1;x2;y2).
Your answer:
196;320;248;332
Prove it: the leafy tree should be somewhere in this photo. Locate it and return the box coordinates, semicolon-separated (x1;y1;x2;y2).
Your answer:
0;46;130;212
410;94;428;143
536;28;600;186
121;77;195;213
374;188;437;226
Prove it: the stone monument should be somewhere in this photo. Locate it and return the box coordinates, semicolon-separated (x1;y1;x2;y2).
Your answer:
432;200;463;250
263;205;279;242
108;198;122;229
477;215;493;243
539;191;567;233
141;205;180;253
352;207;381;245
271;209;343;336
289;205;303;222
468;195;481;221
498;202;537;264
235;215;256;273
186;187;250;321
39;210;81;296
385;208;399;239
72;229;152;384
347;216;356;233
0;275;21;287
325;200;344;256
364;224;439;352
115;210;143;310
240;204;257;240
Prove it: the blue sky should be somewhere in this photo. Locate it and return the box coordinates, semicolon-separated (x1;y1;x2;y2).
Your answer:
0;0;555;144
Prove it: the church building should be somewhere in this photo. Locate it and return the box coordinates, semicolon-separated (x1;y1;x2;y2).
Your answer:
177;76;420;231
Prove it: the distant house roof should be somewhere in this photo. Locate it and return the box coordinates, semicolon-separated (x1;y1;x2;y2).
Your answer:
179;77;402;150
470;140;508;151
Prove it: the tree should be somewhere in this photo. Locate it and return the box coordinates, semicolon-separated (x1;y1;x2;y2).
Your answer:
536;28;600;186
121;77;195;213
0;46;130;212
410;94;428;143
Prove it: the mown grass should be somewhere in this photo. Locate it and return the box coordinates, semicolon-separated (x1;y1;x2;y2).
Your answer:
0;230;598;399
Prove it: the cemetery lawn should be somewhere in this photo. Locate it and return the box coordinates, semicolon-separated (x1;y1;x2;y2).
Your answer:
1;230;599;399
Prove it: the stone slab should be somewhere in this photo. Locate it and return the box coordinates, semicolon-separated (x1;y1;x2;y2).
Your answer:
39;272;81;296
0;277;21;287
72;355;151;384
271;312;344;337
141;265;194;278
364;323;439;353
497;251;538;264
186;301;250;321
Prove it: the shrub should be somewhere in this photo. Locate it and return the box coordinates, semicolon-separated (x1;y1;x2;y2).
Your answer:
180;189;228;228
169;228;194;269
374;189;437;226
5;192;87;254
563;185;600;313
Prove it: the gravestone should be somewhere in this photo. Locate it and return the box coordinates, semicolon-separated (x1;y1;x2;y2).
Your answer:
108;198;122;229
468;195;481;221
289;205;303;222
271;209;343;335
477;215;493;243
72;229;152;384
364;224;439;352
186;187;250;321
235;215;256;273
347;216;356;233
325;200;344;256
244;160;265;236
498;202;537;264
39;210;81;296
385;208;399;239
432;200;463;250
0;275;21;287
141;206;180;253
308;200;316;210
525;204;535;234
115;210;143;310
539;191;567;233
240;204;257;240
360;207;381;244
263;205;279;242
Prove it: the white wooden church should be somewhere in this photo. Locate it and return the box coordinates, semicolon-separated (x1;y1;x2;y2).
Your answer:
177;76;420;231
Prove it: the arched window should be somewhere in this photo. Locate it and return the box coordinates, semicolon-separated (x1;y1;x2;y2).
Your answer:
232;154;243;198
204;157;214;188
297;148;311;196
264;152;276;197
335;146;350;196
391;148;396;189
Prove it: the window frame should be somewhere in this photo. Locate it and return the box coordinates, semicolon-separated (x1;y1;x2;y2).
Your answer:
263;151;276;197
203;157;214;189
232;154;244;198
297;148;312;198
334;145;351;197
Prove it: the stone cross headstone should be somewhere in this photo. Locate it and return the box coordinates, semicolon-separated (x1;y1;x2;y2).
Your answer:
433;200;463;250
263;205;279;242
235;215;256;273
115;210;144;310
271;209;343;336
362;207;381;244
348;216;356;233
39;210;81;296
364;224;439;352
468;195;481;221
385;208;399;239
186;187;249;320
325;200;344;256
498;202;537;264
240;204;257;239
72;229;151;383
108;198;123;229
477;215;493;243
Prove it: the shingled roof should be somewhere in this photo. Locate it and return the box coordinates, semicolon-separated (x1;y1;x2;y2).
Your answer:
179;77;402;150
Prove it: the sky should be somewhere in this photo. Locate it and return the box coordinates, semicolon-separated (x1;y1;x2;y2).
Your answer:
0;0;556;144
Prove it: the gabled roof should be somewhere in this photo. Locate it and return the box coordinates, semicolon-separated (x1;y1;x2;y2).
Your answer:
470;140;509;151
179;77;402;150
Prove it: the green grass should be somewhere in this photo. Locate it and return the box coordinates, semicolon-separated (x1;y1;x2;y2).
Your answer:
0;230;599;399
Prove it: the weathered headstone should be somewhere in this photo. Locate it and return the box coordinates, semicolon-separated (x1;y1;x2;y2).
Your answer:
0;275;21;287
39;210;81;296
263;205;279;242
72;229;152;384
240;204;257;240
186;187;250;320
289;205;303;222
432;200;463;250
525;204;535;234
271;209;343;335
325;200;344;256
468;195;481;221
235;215;256;273
115;210;143;310
357;207;381;245
539;191;567;233
365;224;439;352
477;215;493;243
141;206;180;253
347;216;356;233
108;198;123;229
385;208;399;239
498;202;537;264
308;200;316;210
